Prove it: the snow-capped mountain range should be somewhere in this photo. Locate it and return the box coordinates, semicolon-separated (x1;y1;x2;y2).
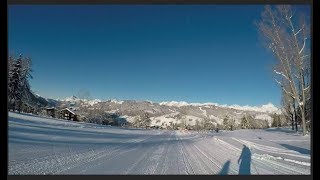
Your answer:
62;95;102;106
34;94;281;128
60;96;280;114
159;101;279;113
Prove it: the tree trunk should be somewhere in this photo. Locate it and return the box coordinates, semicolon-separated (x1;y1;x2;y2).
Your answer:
294;108;298;131
300;106;307;135
291;113;294;130
300;71;307;135
8;99;12;111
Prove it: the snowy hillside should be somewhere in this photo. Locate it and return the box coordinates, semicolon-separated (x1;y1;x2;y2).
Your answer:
9;112;310;175
159;101;280;113
46;96;282;128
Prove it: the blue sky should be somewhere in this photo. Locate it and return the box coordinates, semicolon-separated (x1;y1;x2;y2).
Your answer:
8;5;310;106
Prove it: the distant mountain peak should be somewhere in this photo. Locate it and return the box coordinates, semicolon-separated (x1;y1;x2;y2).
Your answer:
64;95;80;102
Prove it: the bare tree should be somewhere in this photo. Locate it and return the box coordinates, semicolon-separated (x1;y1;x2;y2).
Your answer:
257;5;310;135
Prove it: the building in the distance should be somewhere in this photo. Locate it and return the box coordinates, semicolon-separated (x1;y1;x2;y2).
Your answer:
46;107;58;118
59;108;78;121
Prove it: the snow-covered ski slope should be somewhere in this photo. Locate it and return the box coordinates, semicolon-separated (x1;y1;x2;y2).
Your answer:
8;112;311;175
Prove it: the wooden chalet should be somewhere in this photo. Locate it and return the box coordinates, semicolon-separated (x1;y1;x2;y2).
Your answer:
46;107;58;118
59;108;78;121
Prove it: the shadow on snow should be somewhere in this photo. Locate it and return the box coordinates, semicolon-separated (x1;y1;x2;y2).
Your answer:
279;143;310;155
219;160;230;175
237;145;251;175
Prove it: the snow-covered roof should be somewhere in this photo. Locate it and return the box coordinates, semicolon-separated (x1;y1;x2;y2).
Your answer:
60;108;76;115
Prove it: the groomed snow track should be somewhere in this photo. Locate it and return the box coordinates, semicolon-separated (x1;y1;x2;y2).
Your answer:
8;112;310;175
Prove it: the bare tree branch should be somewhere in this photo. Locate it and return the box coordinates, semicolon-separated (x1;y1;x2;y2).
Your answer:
274;69;290;81
299;38;307;54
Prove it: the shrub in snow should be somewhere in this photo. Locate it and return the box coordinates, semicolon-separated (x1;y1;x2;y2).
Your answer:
131;113;151;128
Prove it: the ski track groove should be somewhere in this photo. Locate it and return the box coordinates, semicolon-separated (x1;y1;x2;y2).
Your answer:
180;136;212;174
60;134;158;174
159;131;175;174
195;138;239;174
152;131;173;174
176;134;194;174
10;134;153;174
153;131;176;174
124;132;170;175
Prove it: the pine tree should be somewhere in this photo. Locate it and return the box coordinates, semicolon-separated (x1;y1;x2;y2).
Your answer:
240;115;251;129
8;56;15;110
229;118;236;131
240;116;248;129
223;115;229;130
8;54;33;112
9;56;22;111
19;56;33;103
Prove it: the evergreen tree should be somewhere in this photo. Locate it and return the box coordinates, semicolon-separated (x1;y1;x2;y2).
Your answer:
20;57;33;102
240;115;248;129
8;56;23;111
229;118;236;131
8;54;33;112
223;115;229;130
240;115;252;129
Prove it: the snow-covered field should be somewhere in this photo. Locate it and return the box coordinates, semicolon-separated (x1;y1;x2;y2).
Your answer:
8;112;311;175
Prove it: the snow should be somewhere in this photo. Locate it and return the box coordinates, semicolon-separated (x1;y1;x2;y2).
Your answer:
62;96;101;106
9;112;310;175
274;70;289;81
199;107;207;117
105;109;118;114
208;115;223;124
255;114;272;121
184;115;203;126
150;113;180;126
110;99;124;104
149;113;203;127
120;115;136;123
160;101;217;107
63;108;76;115
227;103;279;113
87;99;101;106
160;101;280;113
64;95;80;102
